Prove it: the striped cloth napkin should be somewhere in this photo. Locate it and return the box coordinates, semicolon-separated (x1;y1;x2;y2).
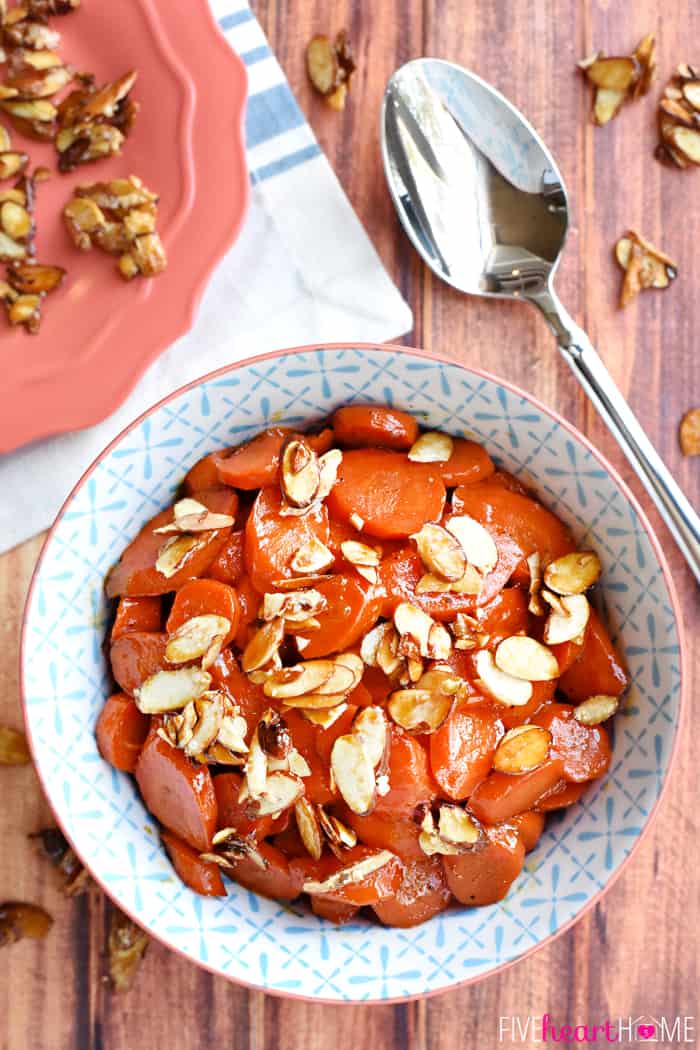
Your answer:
0;0;412;553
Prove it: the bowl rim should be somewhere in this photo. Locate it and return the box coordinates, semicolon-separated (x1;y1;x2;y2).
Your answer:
19;341;687;1005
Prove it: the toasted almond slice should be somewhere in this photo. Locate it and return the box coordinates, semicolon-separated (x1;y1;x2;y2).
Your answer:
303;850;394;894
585;55;639;92
0;151;28;180
184;693;224;759
290;536;334;574
543;593;590;644
295;798;323;859
427;622;452;661
593;86;627;125
300;703;348;728
281;439;320;508
445;515;498;575
165;614;231;668
261;589;326;623
411;522;467;581
388;687;453;734
406;655;423;683
255;773;304;816
320;651;363;692
242;727;268;800
316;448;343;501
263;659;335;699
155;534;207;579
376;624;402;676
0;128;10;154
217;711;249;754
527;552;546;615
284;690;349;710
153;497;234;534
493;725;551;774
360;621;393;667
680;408;700;456
438;804;480;846
407;430;454;463
349;511;364;530
394;601;434;657
352;706;387;768
667;124;700;163
474;650;533;707
418;822;462;857
495;636;559;682
331;733;376;815
317;807;357;853
306;34;339;95
241;617;284;672
544;551;602;595
574;694;620;726
134;667;212;714
682;79;700;111
0;200;31;239
288;749;311;777
340;539;381;567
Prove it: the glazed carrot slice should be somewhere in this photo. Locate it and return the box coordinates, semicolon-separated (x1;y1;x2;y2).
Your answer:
439;438;495;487
379;534;522;621
135;728;218;852
110;631;167;696
166;578;240;646
373;856;452;927
283;710;337;805
535;780;588;812
478;588;530;646
229;841;303;900
486;470;532;497
453;481;576;566
373;727;438;817
331;405;419;450
307;427;335;455
339;806;426;862
213;772;279;839
293;573;382;658
311;896;359;924
511;810;545;851
533;703;612;783
361;665;394;706
550;639;585;675
468;758;565;824
497;681;556;730
230;574;262;649
557;607;628;701
214;427;294;489
327;449;446;539
442;823;525;905
95;692;150;772
161;830;226;897
244;485;329;592
290;846;403;906
184;449;230;494
207;530;245;586
313;704;358;765
110;596;162;642
429;702;504;801
105;490;236;598
209;648;267;727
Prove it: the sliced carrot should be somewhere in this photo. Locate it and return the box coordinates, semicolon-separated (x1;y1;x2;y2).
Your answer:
207;530;245;586
327;449;446;539
429;702;504;801
340;806;425;862
442;822;525;905
307;427;335;455
311;896;359;924
535;780;588;812
135;728;218;852
110;596;162;642
209;648;267;727
105;490;236;598
293;573;382;658
331;405;419;450
231;574;261;649
290;846;403;906
361;665;394;706
373;727;438;817
468;758;565;824
214;427;294;489
440;438;495;487
166;578;240;646
95;692;150;772
550;639;585;674
373;856;451;927
486;470;532;496
244;485;329;592
161;830;226;897
497;681;557;730
533;703;612;783
110;631;167;695
511;810;545;851
558;607;628;701
229;841;303;900
313;704;358;765
184;449;230;494
283;710;336;805
213;772;278;839
478;587;530;646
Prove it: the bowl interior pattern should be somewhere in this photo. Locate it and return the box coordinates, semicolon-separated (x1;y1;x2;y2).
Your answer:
22;346;682;1002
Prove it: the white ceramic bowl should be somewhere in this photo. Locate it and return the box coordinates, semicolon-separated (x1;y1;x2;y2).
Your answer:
21;344;684;1003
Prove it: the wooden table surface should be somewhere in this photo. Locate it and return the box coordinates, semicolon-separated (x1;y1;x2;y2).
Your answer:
2;2;698;1048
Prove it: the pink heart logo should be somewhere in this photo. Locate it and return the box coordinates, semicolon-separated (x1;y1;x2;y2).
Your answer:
638;1025;655;1039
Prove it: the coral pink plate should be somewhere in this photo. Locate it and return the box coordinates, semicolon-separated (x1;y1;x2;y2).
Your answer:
0;0;249;453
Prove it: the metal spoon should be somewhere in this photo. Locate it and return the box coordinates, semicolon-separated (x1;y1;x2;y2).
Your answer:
382;58;700;582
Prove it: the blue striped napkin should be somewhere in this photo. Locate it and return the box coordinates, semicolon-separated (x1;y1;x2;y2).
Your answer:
0;0;412;551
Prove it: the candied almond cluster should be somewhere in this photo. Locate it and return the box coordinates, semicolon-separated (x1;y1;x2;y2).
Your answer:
99;405;628;926
579;32;656;125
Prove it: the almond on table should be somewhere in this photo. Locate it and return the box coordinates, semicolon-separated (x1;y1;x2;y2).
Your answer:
578;32;656;126
656;63;700;168
97;406;626;925
614;230;677;308
306;28;355;111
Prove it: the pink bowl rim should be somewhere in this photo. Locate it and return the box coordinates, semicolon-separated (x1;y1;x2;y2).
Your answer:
19;341;688;1005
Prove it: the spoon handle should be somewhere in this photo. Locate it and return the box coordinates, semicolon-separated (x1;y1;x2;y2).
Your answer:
534;290;700;583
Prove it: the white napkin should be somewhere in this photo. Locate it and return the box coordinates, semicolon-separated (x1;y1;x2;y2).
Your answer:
0;0;412;553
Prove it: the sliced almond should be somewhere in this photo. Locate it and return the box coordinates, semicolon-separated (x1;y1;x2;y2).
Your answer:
445;515;498;575
376;624;402;676
255;773;304;816
543;593;590;644
306;34;339;95
340;540;381;567
682;79;700;111
452;612;488;651
242;728;268;800
574;694;620;726
317;806;357;855
406;654;423;683
134;667;212;714
438;804;481;846
360;620;393;667
294;798;323;860
544;551;602;595
0;200;31;239
407;430;454;463
495;636;559;682
263;659;335;699
394;601;434;657
261;589;326;624
474;650;533;706
316;652;363;694
300;703;348;728
184;693;224;759
593;87;626;125
0;151;28;180
411;522;467;581
415;564;483;595
527;552;546;615
216;711;249;754
331;733;376;815
667;124;700;163
283;690;349;710
153;497;234;534
281;438;320;508
352;706;387;769
0;128;10;154
288;749;311;777
155;533;207;579
418;810;462;857
493;725;551;774
348;511;364;530
290;536;334;574
165;614;230;668
302;850;394;894
427;622;452;661
316;448;343;501
388;687;453;734
241;617;284;672
585;56;639;92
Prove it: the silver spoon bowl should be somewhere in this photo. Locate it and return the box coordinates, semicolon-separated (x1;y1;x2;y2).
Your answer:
382;58;700;581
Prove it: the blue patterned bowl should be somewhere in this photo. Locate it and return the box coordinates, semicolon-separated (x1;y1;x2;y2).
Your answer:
21;344;684;1003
